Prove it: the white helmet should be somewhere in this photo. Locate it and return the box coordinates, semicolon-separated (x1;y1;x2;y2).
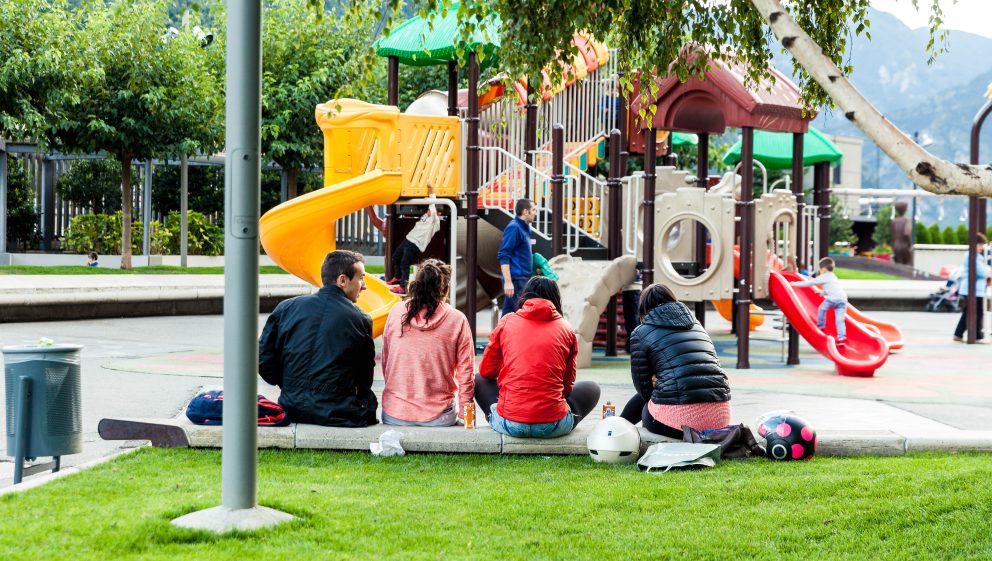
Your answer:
587;417;641;464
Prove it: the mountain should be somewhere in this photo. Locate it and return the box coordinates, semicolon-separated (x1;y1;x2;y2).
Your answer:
772;8;992;226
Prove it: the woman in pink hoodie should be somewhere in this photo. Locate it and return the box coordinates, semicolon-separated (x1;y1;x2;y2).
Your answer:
381;259;476;426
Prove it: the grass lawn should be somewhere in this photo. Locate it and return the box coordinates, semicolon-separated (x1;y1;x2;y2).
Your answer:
1;449;989;560
0;265;386;275
833;267;905;281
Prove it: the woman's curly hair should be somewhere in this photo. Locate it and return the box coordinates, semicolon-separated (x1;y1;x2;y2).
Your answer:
402;259;451;333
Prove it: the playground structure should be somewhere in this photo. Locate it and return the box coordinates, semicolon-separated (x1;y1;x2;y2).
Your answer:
258;8;907;376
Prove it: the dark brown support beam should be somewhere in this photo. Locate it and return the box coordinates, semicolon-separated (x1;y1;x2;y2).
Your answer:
618;72;629;177
606;129;623;356
387;56;399;106
736;127;754;370
694;133;709;326
446;60;458;117
466;53;480;340
788;132;805;365
525;84;538;192
385;55;401;280
813;162;831;262
642;128;657;287
967;98;992;345
551;124;565;256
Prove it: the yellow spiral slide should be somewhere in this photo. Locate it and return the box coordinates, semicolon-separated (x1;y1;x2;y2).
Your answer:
259;99;462;336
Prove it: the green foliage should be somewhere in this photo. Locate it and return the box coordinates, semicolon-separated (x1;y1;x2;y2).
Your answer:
872;205;893;248
0;0;78;142
56;159;124;214
915;222;930;244
63;212;170;255
987;226;992;242
828;196;856;246
152;164;224;217
942;226;956;246
928;224;943;244
955;224;970;245
163;211;224;256
4;158;39;251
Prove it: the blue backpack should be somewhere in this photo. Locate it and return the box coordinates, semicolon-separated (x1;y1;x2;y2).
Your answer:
185;390;290;426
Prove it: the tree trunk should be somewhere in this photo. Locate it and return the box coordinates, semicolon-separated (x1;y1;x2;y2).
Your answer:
120;155;133;270
751;0;992;197
287;167;299;199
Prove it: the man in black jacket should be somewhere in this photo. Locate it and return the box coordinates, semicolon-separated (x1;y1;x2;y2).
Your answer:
258;250;378;427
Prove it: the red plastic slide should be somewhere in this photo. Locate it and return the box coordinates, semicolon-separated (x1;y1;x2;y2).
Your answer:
768;270;890;377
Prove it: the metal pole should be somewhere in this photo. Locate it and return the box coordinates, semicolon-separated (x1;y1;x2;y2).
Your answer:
737;127;754;370
41;159;55;251
695;133;709;325
142;161;152;257
788;132;805;365
967;99;992;345
279;168;288;202
180;154;189;268
525;85;537;192
466;52;480;340
0;144;8;254
642;128;657;286
447;61;458;117
605;129;622;356
12;376;31;485
551;124;565;256
617;72;629;177
222;0;262;511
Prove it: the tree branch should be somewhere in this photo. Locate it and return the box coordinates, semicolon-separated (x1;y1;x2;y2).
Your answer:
752;0;992;197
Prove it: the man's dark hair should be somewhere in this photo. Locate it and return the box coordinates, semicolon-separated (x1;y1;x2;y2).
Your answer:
819;257;835;272
87;251;98;260
517;276;563;314
321;250;364;286
638;283;677;321
514;198;533;217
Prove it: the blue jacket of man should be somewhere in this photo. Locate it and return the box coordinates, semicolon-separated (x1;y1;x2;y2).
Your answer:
497;216;533;280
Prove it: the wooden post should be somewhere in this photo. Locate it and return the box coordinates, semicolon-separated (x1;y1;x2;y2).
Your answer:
551;125;565;256
694;133;709;326
967;98;992;344
466;53;480;340
814;162;831;262
736;127;754;370
788;132;805;365
384;56;400;280
642;128;656;287
387;56;399;106
525;84;537;193
617;72;629;177
605;129;622;356
447;61;458;117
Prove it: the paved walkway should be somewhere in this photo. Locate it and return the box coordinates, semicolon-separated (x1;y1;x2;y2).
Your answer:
2;307;989;485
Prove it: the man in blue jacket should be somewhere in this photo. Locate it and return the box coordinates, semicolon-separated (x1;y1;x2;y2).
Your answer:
498;198;536;316
258;250;378;427
953;233;989;342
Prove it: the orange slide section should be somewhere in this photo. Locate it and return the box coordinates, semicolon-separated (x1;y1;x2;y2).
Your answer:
768;270;889;377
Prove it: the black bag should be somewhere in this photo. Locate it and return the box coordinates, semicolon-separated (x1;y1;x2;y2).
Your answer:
683;424;765;460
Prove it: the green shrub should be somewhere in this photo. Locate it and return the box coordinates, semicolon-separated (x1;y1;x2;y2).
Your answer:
987;226;992;242
928;224;943;244
872;205;893;247
63;212;170;255
828;196;857;245
57;159;123;214
955;224;970;245
915;222;930;244
942;226;956;246
164;211;224;256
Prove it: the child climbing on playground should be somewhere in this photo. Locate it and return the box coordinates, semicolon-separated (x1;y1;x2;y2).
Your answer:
792;257;848;345
387;183;441;295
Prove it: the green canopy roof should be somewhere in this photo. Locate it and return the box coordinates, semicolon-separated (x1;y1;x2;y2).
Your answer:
721;127;842;170
671;132;698;148
375;4;501;68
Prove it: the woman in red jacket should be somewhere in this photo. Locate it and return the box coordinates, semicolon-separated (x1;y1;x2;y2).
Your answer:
475;277;601;438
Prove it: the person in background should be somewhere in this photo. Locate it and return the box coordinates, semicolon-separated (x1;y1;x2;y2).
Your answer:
620;283;732;438
87;252;99;267
258;250;378;427
791;257;848;345
497;198;536;316
387;184;441;295
953;233;988;343
380;259;475;426
475;277;601;438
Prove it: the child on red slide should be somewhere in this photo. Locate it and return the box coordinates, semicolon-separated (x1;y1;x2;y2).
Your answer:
791;257;848;345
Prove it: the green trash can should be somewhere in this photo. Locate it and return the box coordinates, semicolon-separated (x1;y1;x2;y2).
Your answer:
4;344;83;482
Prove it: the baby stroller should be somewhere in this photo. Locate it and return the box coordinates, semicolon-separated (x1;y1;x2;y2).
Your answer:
926;267;962;313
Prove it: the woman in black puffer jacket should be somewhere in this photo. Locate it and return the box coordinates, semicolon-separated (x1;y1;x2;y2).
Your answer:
619;284;732;438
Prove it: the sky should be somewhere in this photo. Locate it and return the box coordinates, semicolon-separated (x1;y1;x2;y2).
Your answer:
872;0;992;38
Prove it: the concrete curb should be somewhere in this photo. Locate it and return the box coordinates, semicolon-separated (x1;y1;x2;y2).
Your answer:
0;445;147;497
99;417;992;457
